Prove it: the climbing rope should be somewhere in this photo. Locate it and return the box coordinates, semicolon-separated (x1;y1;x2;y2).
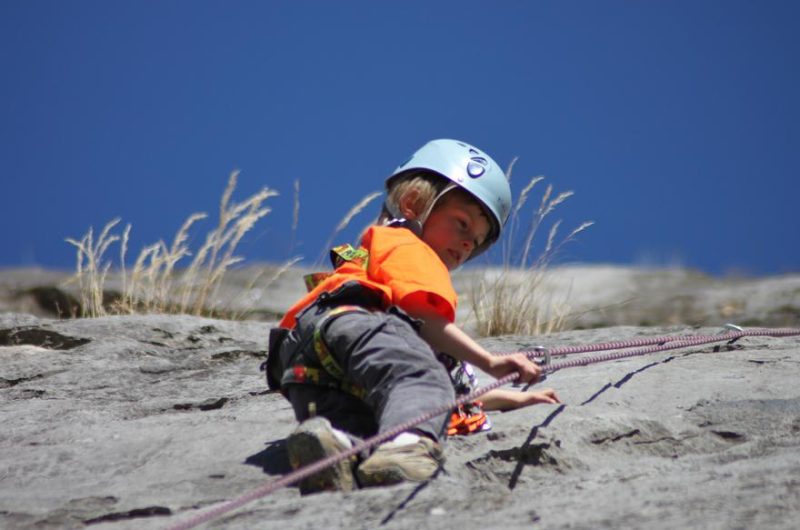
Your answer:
539;327;800;372
498;326;800;359
166;326;800;530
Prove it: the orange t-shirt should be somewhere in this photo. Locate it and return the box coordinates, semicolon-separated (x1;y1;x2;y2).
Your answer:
279;225;457;329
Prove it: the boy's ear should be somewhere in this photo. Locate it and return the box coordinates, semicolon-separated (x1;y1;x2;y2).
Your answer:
398;188;422;220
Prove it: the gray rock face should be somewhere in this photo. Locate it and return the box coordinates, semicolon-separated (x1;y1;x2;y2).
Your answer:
1;314;799;529
0;313;279;529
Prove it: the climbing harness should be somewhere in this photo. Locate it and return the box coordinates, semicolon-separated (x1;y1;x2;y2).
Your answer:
167;325;800;530
278;304;371;400
270;247;377;399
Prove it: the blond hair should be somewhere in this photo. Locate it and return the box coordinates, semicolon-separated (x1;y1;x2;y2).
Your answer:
379;172;450;224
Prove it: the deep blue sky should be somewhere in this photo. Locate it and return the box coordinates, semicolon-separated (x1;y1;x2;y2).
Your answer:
1;1;798;276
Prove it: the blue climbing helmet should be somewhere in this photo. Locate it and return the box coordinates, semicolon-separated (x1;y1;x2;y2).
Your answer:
385;139;512;259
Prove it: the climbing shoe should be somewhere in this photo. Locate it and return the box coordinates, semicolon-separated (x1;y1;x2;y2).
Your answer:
286;416;357;494
357;432;444;487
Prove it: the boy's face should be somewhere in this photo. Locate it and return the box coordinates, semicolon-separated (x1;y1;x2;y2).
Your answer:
421;191;491;270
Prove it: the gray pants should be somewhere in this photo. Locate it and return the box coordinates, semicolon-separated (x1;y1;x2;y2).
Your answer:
279;300;455;442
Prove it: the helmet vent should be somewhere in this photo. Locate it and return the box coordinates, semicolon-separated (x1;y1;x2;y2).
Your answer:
467;156;488;178
467;161;485;177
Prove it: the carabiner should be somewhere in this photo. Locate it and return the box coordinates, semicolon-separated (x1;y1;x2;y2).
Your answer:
720;323;744;346
533;345;551;367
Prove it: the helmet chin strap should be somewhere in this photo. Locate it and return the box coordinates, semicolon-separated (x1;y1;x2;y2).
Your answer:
380;183;458;238
380;201;424;237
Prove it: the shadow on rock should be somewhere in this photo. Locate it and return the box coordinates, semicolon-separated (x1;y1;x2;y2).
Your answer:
245;439;293;476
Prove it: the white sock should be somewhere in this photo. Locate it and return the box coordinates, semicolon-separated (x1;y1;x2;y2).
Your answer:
391;432;421;446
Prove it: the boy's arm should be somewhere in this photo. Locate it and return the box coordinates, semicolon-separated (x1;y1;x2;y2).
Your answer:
481;388;561;411
415;312;542;384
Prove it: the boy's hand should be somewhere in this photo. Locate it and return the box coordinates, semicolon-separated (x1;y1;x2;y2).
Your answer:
486;353;542;384
414;314;547;386
530;388;560;404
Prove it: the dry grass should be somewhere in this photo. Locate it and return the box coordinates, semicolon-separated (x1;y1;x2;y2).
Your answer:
469;170;593;337
62;162;589;331
65;171;283;318
289;179;300;254
315;190;382;266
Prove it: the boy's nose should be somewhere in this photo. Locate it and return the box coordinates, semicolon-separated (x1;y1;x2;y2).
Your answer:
462;238;474;253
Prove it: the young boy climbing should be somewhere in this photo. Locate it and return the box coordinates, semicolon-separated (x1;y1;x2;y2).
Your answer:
266;139;560;493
